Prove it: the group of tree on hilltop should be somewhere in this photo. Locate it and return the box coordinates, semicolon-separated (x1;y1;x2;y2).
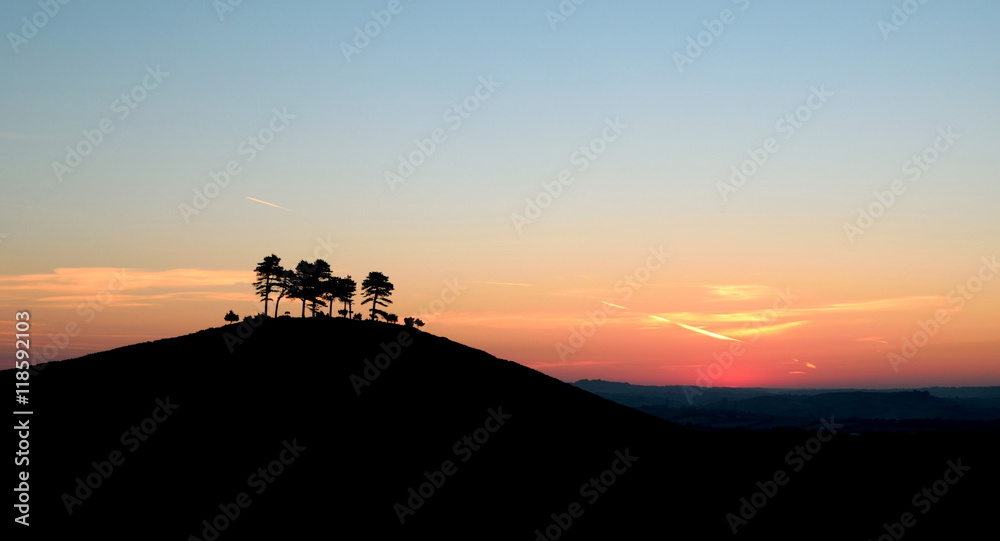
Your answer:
240;254;423;329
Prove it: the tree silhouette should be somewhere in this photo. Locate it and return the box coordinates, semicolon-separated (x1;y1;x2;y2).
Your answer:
272;269;294;318
322;279;337;317
249;256;394;322
340;275;357;318
224;310;239;323
307;259;333;317
288;260;312;317
361;271;394;321
288;259;333;317
253;254;283;318
404;317;425;330
323;276;356;317
285;262;305;318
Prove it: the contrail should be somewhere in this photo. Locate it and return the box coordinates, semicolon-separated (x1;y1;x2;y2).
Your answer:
674;322;742;342
246;197;293;211
607;302;741;342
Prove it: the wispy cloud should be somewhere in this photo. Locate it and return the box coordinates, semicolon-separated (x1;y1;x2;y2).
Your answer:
246;197;293;211
791;358;818;370
37;291;254;306
795;296;941;314
426;311;584;329
527;360;622;368
723;320;809;337
0;268;252;307
647;295;941;333
705;284;775;301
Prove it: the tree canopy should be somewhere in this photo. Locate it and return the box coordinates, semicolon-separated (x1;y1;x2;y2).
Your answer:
360;271;394;321
251;256;422;327
253;255;358;319
253;254;284;318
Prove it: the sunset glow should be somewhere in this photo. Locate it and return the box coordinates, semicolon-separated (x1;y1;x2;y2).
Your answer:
2;1;997;389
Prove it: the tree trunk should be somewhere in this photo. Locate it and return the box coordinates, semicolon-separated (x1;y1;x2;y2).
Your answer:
262;277;271;318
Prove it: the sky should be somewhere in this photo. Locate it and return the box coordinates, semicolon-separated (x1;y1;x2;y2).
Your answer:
1;0;998;388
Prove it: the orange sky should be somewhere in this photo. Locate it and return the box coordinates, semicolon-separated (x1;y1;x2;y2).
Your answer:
2;256;997;388
3;2;999;389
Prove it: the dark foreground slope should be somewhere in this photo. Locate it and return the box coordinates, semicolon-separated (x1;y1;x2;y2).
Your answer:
5;318;997;539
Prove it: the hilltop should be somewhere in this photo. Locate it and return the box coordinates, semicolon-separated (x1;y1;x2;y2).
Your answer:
5;318;997;539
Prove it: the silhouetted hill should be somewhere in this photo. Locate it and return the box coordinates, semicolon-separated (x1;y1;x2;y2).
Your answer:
6;319;998;539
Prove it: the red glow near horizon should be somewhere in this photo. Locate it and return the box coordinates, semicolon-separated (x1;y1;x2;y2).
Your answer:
1;265;997;389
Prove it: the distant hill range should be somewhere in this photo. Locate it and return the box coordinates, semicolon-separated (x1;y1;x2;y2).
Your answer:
5;318;997;539
573;380;1000;431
